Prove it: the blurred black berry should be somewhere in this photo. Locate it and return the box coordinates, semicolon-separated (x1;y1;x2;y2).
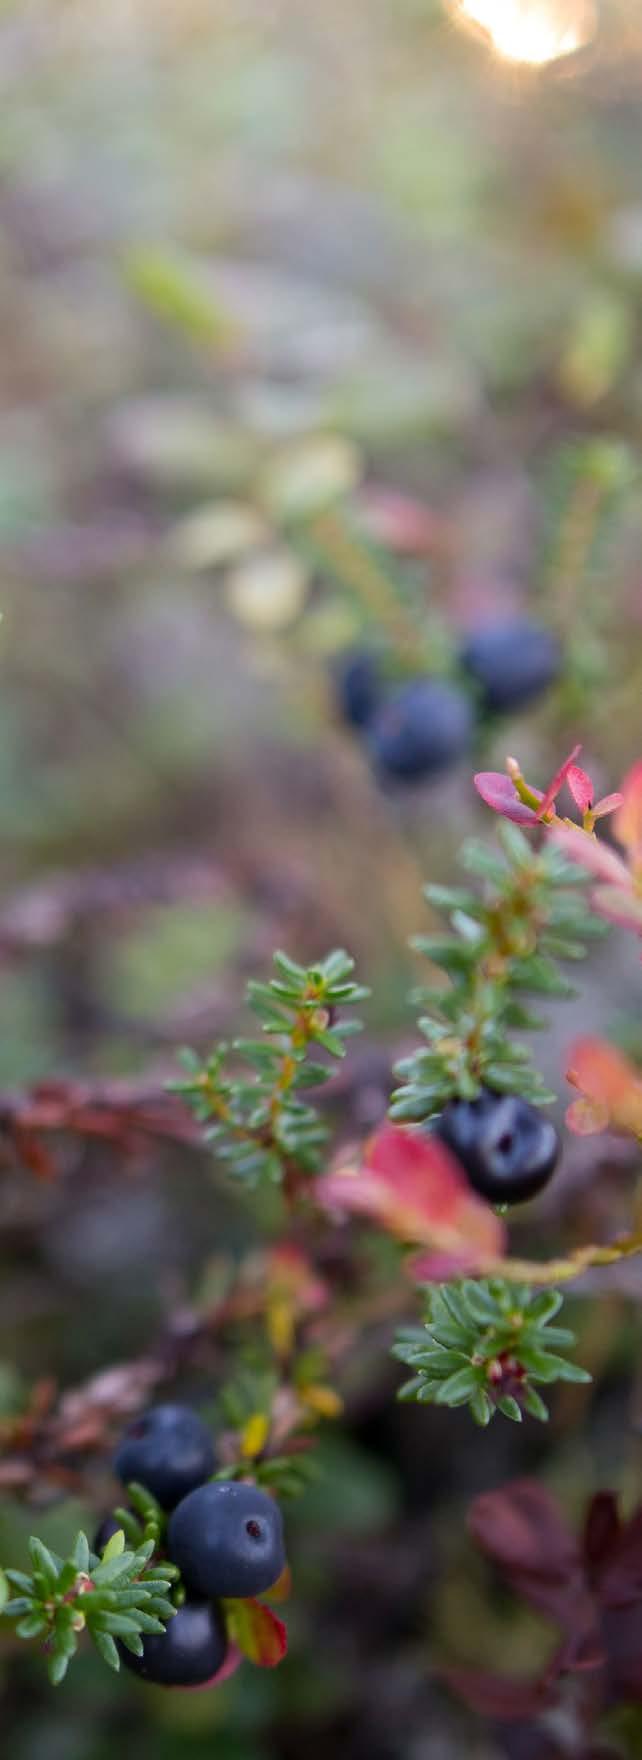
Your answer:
434;1089;560;1204
459;617;562;713
114;1404;215;1511
369;679;473;781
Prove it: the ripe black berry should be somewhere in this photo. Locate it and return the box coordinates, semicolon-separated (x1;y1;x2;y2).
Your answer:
459;617;562;714
118;1596;227;1688
368;679;473;782
434;1089;560;1205
334;650;381;730
114;1404;215;1511
167;1480;286;1600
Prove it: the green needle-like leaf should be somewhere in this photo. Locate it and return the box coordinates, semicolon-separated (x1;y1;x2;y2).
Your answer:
394;1280;589;1426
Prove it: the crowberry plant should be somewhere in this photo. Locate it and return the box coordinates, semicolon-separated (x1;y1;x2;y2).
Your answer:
4;741;642;1726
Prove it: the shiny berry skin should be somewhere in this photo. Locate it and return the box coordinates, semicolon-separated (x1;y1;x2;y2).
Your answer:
118;1596;227;1688
368;679;473;782
113;1404;215;1511
334;650;381;730
459;617;562;713
167;1480;286;1600
434;1089;560;1205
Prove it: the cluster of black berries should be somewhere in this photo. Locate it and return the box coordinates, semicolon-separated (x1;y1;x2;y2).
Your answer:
97;1405;285;1688
434;1089;560;1205
335;616;562;783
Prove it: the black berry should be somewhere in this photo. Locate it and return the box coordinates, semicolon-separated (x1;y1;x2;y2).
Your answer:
434;1089;560;1205
459;617;562;714
334;650;381;730
368;679;473;781
167;1480;286;1600
118;1595;227;1688
114;1404;215;1511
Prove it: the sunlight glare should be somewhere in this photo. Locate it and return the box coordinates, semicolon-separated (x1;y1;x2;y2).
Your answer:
452;0;597;65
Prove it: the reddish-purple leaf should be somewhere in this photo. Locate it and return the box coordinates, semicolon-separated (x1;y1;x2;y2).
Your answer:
474;772;541;824
547;1624;605;1678
468;1481;579;1581
593;792;624;822
603;1600;642;1702
583;1493;621;1581
597;1504;642;1608
505;1567;593;1630
443;1666;550;1720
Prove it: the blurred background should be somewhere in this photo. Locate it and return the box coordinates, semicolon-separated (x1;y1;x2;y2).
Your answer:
2;1;642;1755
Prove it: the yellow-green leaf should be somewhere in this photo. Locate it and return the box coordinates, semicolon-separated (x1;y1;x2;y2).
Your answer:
223;1598;287;1667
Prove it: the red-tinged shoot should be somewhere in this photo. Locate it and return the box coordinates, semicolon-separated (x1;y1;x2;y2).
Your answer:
475;747;642;936
475;744;623;836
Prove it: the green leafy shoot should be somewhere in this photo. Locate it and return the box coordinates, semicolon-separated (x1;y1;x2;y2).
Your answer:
175;950;368;1191
390;821;605;1122
393;1280;591;1427
212;1450;319;1500
1;1530;178;1684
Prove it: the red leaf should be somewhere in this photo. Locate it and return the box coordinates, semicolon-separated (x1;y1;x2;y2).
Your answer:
223;1598;287;1668
566;1037;642;1138
566;764;594;814
317;1122;505;1272
12;1126;58;1181
538;744;582;819
474;772;541;824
